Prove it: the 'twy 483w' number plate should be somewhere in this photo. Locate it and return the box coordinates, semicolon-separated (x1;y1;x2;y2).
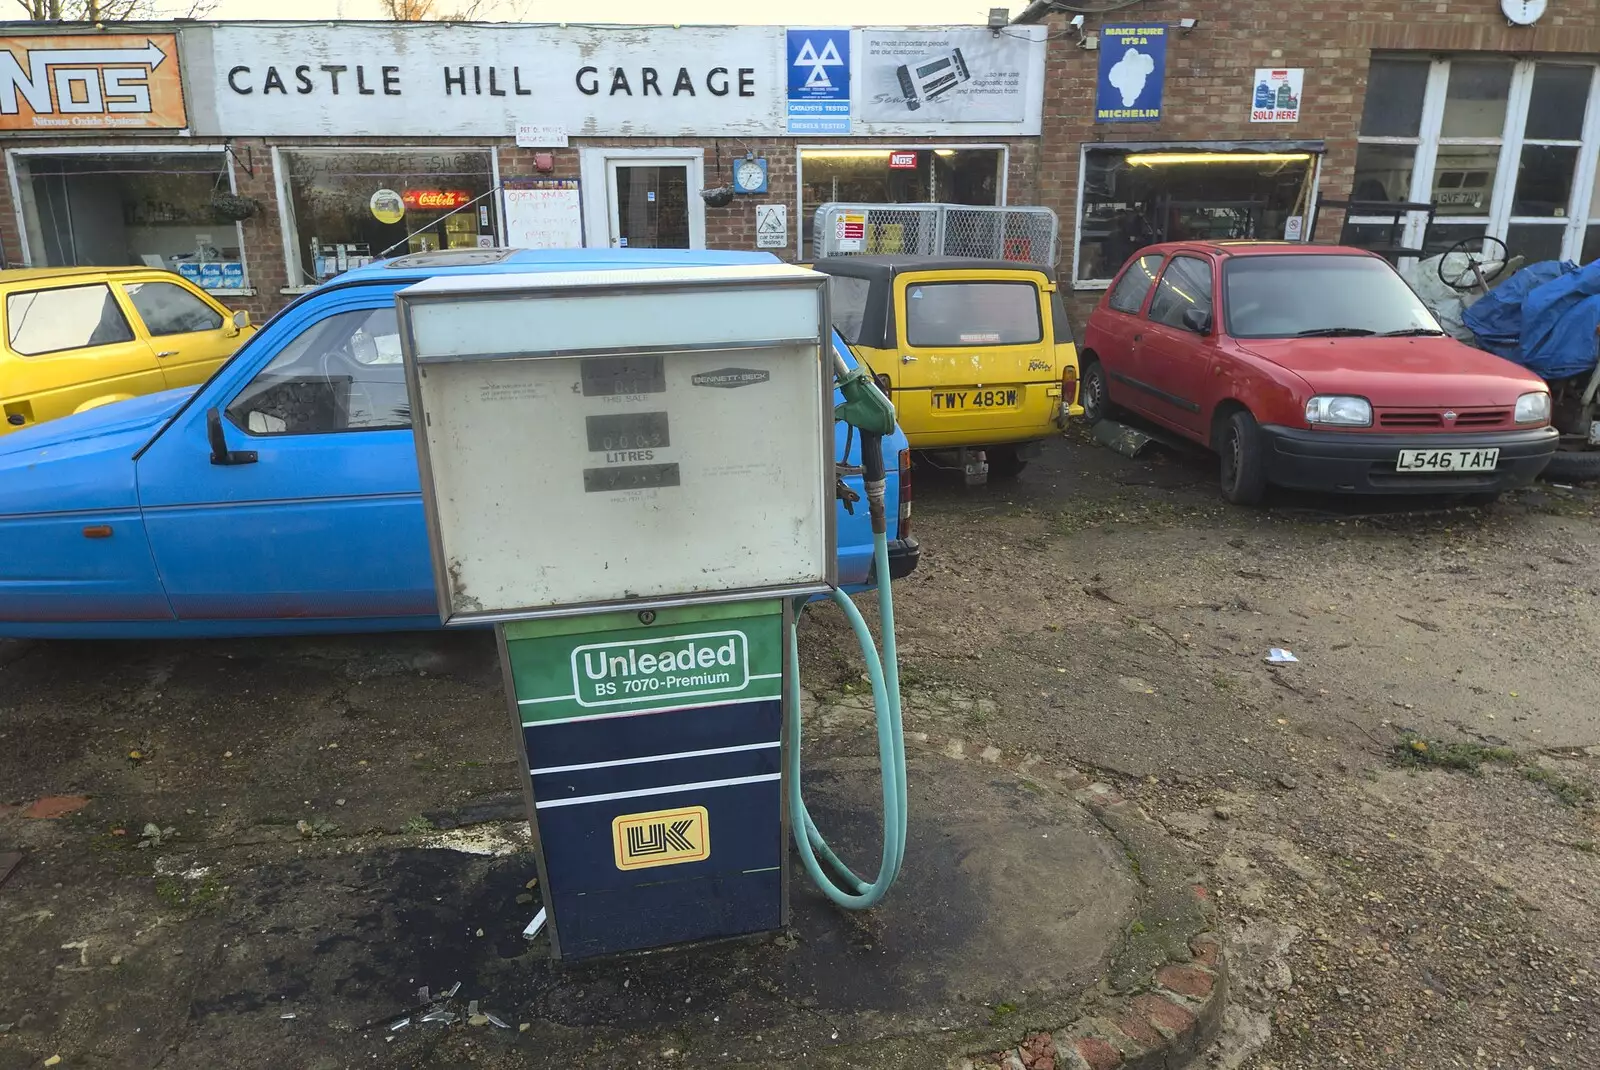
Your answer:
1395;447;1499;473
930;388;1019;411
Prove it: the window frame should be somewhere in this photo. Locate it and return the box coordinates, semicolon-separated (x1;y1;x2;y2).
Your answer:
3;143;252;295
1352;57;1600;264
271;144;503;295
4;282;137;357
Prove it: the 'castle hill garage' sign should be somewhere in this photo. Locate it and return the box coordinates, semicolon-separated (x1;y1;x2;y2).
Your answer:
181;22;1047;139
190;23;785;136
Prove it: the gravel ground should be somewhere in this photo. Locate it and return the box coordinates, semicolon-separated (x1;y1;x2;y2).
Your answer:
2;425;1598;1069
822;429;1600;1070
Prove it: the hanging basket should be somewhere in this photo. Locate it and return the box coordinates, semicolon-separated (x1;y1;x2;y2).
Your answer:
210;191;260;223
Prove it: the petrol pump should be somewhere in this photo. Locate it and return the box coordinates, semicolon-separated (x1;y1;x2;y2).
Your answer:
397;264;907;960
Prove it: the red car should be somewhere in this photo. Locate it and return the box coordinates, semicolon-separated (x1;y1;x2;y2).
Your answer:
1080;241;1558;504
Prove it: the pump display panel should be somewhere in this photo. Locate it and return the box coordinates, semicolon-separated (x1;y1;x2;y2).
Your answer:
398;265;836;624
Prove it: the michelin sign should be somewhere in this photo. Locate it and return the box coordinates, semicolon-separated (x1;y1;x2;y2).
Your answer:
1095;25;1166;123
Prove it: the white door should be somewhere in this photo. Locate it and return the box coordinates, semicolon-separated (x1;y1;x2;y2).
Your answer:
580;150;706;249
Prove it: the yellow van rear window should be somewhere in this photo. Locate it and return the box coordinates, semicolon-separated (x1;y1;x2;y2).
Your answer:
905;281;1042;347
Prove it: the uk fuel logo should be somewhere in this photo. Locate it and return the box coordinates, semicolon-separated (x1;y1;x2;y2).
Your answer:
613;806;710;870
0;35;186;130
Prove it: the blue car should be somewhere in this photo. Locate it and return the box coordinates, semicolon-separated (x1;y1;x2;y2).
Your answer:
0;249;918;639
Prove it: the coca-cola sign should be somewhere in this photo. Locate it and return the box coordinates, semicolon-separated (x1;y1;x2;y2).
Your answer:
403;189;472;210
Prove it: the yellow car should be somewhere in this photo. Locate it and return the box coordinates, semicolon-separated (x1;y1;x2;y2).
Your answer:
813;256;1082;480
1;266;254;435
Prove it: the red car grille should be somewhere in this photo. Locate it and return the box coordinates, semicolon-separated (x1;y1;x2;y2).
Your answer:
1377;408;1511;430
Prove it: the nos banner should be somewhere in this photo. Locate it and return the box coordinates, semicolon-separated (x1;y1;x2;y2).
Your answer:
0;34;187;132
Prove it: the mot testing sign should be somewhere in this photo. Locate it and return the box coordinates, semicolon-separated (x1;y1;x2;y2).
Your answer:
0;34;187;131
1250;68;1303;123
1095;25;1166;123
786;28;851;134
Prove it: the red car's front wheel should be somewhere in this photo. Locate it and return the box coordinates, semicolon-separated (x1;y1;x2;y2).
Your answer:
1218;410;1269;506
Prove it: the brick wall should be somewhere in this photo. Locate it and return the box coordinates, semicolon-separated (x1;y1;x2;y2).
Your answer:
1037;0;1600;320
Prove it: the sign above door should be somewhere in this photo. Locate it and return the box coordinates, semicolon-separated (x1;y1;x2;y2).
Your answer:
182;23;1048;138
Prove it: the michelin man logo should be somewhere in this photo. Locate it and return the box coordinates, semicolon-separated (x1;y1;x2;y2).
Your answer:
1108;47;1154;107
793;37;845;89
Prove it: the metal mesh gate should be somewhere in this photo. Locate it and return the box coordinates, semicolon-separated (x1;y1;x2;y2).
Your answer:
811;203;1059;265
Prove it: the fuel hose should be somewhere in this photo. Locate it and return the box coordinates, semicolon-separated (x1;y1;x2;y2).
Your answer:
784;420;908;909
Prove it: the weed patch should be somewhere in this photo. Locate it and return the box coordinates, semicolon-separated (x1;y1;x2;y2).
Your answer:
1520;766;1594;808
1393;734;1595;808
1391;734;1516;773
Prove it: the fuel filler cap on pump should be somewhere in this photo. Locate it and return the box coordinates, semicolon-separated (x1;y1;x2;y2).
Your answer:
398;263;907;960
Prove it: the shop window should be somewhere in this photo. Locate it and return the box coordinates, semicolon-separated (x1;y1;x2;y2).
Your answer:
6;284;134;356
798;148;1003;258
1075;148;1315;283
12;152;247;292
1432;147;1500;217
1525;65;1592;141
1513;146;1580;218
1440;61;1513;139
279;150;496;286
1359;58;1431;138
1350;56;1600;265
1504;224;1568;266
1420;223;1496;258
124;281;224;336
227;306;408;435
1351;144;1416;204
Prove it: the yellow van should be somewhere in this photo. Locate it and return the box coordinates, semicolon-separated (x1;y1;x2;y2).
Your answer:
813;256;1082;480
1;266;253;435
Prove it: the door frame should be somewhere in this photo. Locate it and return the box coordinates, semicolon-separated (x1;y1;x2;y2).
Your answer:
578;147;706;250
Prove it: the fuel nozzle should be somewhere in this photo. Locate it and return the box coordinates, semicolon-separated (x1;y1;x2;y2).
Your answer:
832;354;896;535
833;359;896;438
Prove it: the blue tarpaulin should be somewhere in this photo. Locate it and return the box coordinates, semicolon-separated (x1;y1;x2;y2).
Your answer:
1464;259;1600;380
